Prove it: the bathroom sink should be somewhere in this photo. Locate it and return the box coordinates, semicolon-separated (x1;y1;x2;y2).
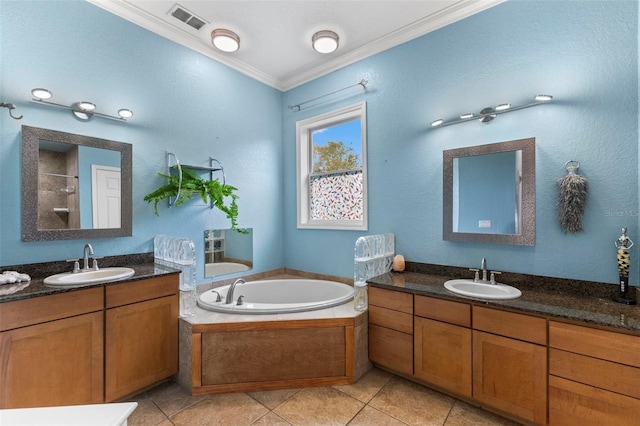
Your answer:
444;279;522;300
44;267;135;286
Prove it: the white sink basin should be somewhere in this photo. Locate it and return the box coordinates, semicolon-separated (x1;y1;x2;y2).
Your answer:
44;267;135;286
444;279;522;300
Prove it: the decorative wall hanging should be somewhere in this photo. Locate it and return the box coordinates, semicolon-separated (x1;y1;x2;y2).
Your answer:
557;160;588;233
613;227;635;305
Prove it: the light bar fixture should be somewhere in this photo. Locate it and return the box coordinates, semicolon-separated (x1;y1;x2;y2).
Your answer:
430;95;553;128
30;88;133;122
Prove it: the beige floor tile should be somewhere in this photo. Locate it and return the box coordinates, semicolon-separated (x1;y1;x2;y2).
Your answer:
273;386;365;426
369;377;455;426
334;367;392;403
248;388;300;410
170;393;269;426
128;398;170;426
145;380;208;417
444;401;520;426
251;411;294;425
347;405;409;426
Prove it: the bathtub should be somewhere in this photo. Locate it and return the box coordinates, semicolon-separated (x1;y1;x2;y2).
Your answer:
197;278;354;314
205;262;250;276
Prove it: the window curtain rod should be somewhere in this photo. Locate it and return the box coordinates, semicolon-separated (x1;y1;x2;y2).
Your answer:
288;79;368;111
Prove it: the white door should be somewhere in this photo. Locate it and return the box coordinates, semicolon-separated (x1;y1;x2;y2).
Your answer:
92;165;121;228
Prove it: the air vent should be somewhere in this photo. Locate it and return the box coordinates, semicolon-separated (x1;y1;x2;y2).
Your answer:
169;4;207;31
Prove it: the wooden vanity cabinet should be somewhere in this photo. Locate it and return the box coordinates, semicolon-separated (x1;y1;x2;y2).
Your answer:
472;306;547;425
105;275;179;401
414;295;471;397
368;286;413;376
0;288;104;408
548;321;640;425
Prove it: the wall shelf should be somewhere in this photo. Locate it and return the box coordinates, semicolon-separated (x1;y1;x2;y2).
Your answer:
166;151;225;209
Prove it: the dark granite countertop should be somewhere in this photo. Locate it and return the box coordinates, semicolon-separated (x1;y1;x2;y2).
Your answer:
0;253;179;303
368;269;640;333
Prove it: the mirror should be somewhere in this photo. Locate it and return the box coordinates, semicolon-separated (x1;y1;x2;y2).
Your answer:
443;137;535;245
22;125;132;241
204;228;253;278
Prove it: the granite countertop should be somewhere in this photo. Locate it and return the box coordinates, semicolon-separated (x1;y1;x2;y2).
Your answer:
368;271;640;333
0;253;179;303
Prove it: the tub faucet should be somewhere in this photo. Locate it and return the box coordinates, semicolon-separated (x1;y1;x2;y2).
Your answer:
226;278;245;304
83;243;94;271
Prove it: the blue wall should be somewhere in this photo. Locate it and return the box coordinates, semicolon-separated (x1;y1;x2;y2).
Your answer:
1;1;638;286
282;0;639;285
0;0;284;283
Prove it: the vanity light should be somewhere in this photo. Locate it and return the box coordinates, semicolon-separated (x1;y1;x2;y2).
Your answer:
211;29;240;52
312;30;339;53
430;95;553;128
30;88;133;122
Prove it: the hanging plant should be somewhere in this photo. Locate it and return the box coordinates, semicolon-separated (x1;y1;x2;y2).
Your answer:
144;167;246;233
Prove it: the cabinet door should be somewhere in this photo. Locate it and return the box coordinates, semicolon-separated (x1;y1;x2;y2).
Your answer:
0;312;104;408
105;294;178;401
473;330;547;425
369;324;413;376
414;317;471;398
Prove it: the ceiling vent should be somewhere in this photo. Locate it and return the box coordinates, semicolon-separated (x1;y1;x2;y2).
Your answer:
169;4;207;31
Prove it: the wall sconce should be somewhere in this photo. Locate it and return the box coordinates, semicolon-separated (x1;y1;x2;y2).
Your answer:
430;95;553;128
211;29;240;52
312;30;339;53
30;88;133;122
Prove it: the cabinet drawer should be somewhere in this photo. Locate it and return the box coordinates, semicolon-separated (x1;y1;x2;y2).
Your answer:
369;305;413;334
368;287;412;314
0;287;104;332
369;323;413;376
549;375;640;426
106;274;178;308
473;306;546;345
415;295;470;327
549;321;640;368
549;348;640;399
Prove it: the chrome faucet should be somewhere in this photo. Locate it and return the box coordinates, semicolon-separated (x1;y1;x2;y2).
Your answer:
83;243;94;271
481;258;488;282
225;278;245;304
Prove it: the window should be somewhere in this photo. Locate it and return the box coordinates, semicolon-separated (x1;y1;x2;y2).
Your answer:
296;102;367;230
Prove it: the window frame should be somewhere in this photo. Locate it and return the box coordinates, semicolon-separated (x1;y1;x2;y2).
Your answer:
296;101;368;230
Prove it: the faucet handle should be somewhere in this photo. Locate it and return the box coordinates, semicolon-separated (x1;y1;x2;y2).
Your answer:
66;259;80;273
91;258;102;271
469;268;480;282
490;271;502;285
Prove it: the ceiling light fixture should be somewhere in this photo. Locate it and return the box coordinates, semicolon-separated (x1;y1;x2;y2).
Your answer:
430;95;553;128
312;30;339;53
211;29;240;52
30;88;133;122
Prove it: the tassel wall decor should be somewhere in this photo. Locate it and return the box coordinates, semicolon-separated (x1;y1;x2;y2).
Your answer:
557;160;588;233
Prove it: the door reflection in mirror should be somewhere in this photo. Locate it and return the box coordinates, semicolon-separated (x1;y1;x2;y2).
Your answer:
453;150;521;234
204;228;253;278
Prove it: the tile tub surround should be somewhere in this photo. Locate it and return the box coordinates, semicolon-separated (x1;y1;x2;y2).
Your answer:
370;262;640;332
0;253;178;303
178;272;370;395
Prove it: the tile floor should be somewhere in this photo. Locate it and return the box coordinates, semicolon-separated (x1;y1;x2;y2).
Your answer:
127;368;521;426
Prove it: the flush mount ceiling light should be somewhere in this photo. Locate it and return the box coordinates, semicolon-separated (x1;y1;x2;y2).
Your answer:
30;88;133;122
312;30;339;53
430;95;553;128
211;29;240;52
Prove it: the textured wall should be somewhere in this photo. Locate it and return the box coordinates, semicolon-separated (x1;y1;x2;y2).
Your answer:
282;0;639;285
0;0;284;283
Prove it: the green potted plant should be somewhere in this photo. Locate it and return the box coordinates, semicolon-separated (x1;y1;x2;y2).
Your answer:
144;167;246;233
